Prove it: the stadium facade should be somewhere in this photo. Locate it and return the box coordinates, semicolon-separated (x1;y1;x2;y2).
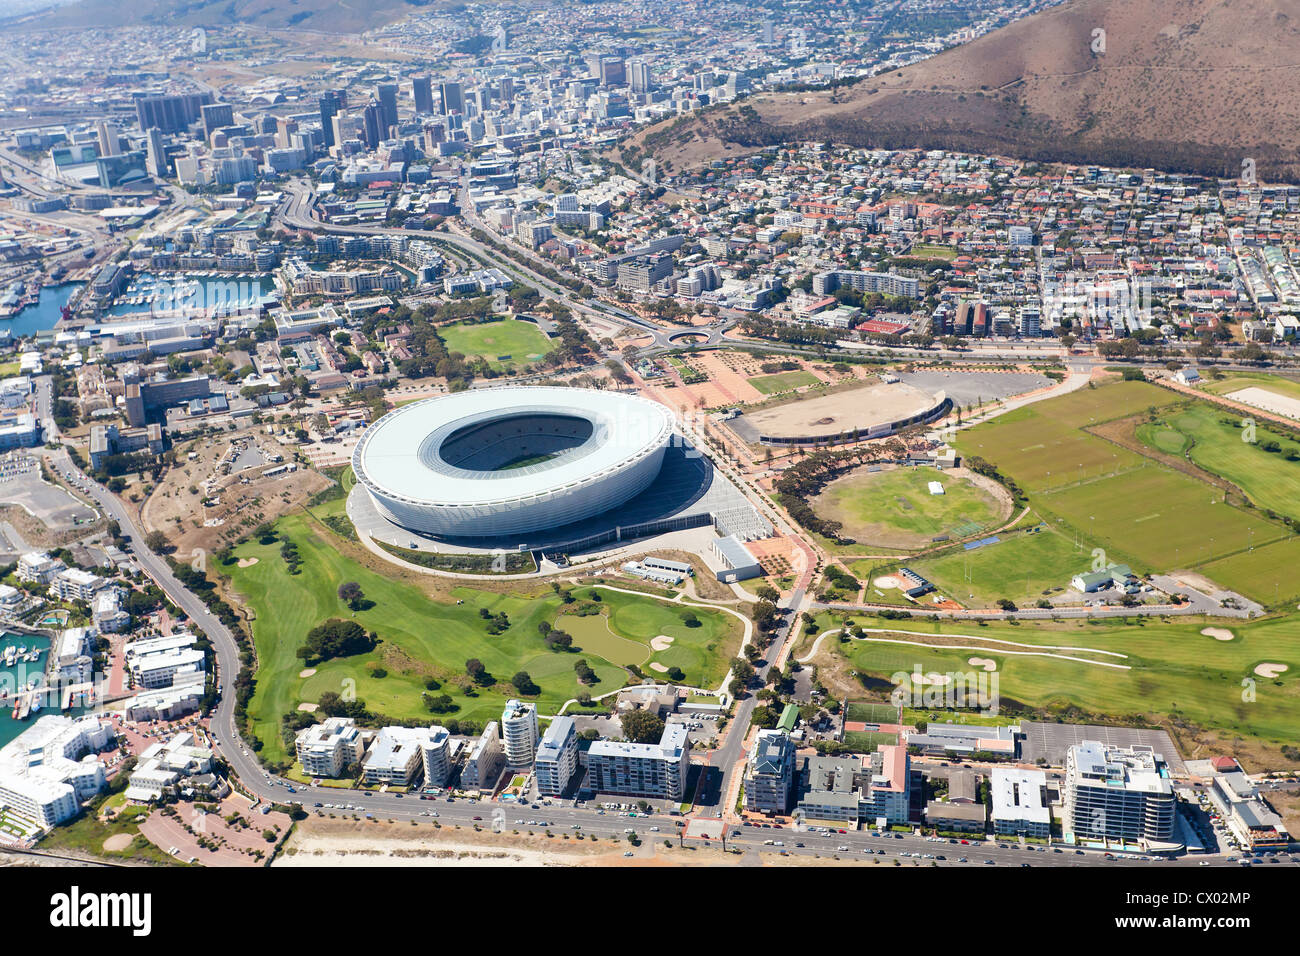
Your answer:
352;386;675;539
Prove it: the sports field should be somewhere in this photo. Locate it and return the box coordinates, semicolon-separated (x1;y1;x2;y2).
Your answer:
223;512;741;766
956;380;1293;598
438;318;553;368
814;466;1006;549
750;370;819;395
814;614;1300;755
1037;464;1285;572
905;520;1088;606
959;381;1180;490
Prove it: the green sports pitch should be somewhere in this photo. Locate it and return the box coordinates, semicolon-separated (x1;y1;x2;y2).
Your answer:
438;317;554;368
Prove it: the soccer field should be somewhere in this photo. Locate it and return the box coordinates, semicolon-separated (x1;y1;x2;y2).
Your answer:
439;317;554;368
907;520;1088;605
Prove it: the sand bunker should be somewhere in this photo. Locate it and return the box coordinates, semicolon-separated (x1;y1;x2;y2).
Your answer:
911;672;952;686
1254;663;1289;679
299;668;317;678
237;557;259;568
650;635;675;651
102;834;132;852
648;662;669;673
967;657;997;671
874;576;900;589
298;703;319;712
1201;628;1234;642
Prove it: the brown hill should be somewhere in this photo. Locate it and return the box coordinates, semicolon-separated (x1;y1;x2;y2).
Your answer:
631;0;1300;182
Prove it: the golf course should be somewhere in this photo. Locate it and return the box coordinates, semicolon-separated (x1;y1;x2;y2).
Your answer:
221;511;743;768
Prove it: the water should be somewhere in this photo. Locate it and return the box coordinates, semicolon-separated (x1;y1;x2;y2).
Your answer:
0;282;82;340
0;632;56;748
105;272;277;316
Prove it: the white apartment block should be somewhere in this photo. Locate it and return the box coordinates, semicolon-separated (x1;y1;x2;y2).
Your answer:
586;723;690;801
461;721;504;790
125;732;214;802
534;716;578;797
17;551;65;584
501;699;538;769
295;717;365;778
49;568;104;602
361;727;430;786
0;715;112;831
1064;742;1176;845
124;633;206;690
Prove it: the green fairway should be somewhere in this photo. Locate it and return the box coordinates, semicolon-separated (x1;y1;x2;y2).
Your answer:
905;521;1089;606
816;614;1300;755
751;370;818;395
223;514;742;766
438;317;554;368
814;466;1006;549
1200;537;1300;605
1138;403;1300;522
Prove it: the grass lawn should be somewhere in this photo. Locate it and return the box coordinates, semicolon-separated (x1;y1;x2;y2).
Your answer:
909;243;958;260
957;380;1178;493
750;370;819;395
40;803;180;866
222;515;742;765
906;520;1088;606
814;466;1004;549
1138;403;1300;522
438;317;554;369
815;614;1300;754
1199;371;1300;403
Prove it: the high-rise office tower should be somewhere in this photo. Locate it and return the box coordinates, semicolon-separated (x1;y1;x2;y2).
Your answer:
362;99;384;150
498;76;515;103
629;60;652;94
199;102;234;141
412;75;434;114
439;80;463;116
137;91;214;134
318;90;342;148
377;82;398;131
96;120;120;157
144;127;167;178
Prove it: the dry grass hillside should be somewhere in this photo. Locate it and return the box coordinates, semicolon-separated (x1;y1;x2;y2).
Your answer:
630;0;1300;181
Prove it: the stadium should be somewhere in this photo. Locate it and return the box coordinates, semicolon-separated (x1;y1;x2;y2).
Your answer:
351;386;677;539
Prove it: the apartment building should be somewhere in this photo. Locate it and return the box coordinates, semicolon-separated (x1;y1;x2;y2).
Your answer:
295;717;365;778
461;721;504;790
585;723;690;801
991;767;1052;838
1063;742;1176;844
501;699;539;769
534;716;578;797
744;729;796;814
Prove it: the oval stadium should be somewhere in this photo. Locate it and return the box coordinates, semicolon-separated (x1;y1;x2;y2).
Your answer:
351;386;676;539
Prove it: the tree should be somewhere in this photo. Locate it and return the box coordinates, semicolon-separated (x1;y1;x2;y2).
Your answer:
296;619;376;665
144;530;171;553
337;581;365;610
466;658;492;685
620;709;665;744
511;671;539;695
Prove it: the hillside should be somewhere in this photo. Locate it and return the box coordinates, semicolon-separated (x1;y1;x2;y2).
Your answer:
630;0;1300;182
4;0;427;33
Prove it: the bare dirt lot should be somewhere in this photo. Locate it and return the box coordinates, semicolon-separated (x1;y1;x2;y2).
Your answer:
732;381;940;443
141;431;330;554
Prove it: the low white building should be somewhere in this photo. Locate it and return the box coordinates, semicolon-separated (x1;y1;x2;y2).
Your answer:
125;732;215;802
991;767;1051;838
50;569;104;602
16;552;64;585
